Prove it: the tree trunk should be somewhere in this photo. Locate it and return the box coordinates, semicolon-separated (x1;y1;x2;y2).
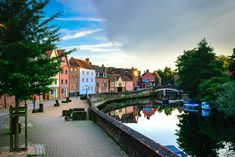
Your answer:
12;97;20;151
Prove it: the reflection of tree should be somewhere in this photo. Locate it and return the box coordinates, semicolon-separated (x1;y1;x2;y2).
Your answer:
176;113;235;156
157;106;177;116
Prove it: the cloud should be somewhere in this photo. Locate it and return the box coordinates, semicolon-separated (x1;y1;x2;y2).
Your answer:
92;0;235;67
55;17;105;22
61;29;102;41
63;42;122;52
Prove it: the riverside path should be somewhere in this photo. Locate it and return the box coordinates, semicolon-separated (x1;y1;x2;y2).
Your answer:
0;97;128;157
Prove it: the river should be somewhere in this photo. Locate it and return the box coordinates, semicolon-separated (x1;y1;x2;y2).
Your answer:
101;97;235;157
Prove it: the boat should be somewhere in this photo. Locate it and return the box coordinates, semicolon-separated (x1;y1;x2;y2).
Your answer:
165;145;188;157
183;103;199;108
201;102;211;110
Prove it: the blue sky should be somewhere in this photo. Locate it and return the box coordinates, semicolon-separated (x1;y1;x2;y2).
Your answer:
44;0;235;72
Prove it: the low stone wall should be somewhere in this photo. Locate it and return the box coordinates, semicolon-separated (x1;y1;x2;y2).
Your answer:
89;88;153;106
89;108;178;157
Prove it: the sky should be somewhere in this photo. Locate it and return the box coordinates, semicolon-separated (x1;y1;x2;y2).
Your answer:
44;0;235;72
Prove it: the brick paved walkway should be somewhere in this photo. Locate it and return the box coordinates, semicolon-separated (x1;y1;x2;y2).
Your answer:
0;97;128;157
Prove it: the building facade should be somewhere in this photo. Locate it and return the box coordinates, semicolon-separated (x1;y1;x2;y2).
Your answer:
0;95;15;109
69;57;96;96
141;70;156;88
93;65;109;93
57;50;70;98
43;50;60;100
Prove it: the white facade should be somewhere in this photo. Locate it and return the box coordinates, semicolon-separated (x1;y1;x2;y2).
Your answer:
79;68;96;95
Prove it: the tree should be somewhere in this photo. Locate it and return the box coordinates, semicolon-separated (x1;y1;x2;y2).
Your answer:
0;0;60;151
215;82;235;117
176;38;224;98
198;77;229;104
156;67;175;86
228;48;235;80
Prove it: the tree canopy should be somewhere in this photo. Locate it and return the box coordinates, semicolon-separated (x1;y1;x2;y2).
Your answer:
228;48;235;80
0;0;61;103
176;38;224;98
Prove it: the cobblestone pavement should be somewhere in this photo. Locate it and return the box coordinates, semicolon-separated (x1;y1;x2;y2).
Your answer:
0;97;128;157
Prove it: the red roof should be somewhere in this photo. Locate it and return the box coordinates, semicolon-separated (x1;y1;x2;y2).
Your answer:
69;57;93;69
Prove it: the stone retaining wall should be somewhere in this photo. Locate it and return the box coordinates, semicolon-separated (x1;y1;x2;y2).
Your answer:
89;88;153;106
89;108;178;157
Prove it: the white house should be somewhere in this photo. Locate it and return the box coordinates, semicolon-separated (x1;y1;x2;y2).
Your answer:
69;57;96;95
79;68;96;95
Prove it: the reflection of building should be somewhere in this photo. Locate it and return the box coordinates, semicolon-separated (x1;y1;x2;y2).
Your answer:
93;65;109;93
109;106;139;123
69;57;96;95
143;107;156;120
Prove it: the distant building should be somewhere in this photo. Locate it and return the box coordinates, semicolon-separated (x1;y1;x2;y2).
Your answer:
93;65;109;93
69;57;96;95
141;70;155;88
57;49;70;98
106;67;140;90
109;74;132;92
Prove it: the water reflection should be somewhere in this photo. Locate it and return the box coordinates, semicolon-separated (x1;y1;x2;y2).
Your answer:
103;98;235;156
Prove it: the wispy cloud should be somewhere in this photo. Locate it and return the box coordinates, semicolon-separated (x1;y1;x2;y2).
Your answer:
63;42;122;52
61;29;102;41
55;17;105;22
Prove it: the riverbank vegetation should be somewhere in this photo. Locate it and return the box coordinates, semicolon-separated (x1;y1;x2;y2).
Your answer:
176;38;235;117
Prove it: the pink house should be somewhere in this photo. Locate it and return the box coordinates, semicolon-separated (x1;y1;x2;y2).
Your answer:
57;50;70;98
125;81;133;91
142;70;155;88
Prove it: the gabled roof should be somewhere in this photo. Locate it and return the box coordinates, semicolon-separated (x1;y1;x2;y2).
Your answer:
69;57;93;69
57;49;69;67
57;49;65;57
110;74;132;82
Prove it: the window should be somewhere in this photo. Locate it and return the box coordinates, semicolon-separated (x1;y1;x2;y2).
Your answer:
61;80;63;84
65;80;68;85
82;71;84;75
61;70;64;74
87;71;89;75
54;80;57;85
104;83;107;87
91;72;93;75
91;86;93;90
91;78;93;82
88;87;90;90
65;70;68;75
82;78;84;82
86;78;88;82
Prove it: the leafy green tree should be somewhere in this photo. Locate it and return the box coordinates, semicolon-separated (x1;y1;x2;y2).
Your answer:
198;77;229;104
218;55;230;69
176;38;224;98
228;48;235;80
0;0;60;151
215;82;235;117
156;67;175;86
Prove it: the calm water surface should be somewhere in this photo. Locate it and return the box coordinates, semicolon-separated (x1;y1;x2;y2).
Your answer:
103;98;235;157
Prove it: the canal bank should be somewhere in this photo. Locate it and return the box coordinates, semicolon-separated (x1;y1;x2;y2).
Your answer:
88;92;179;157
90;95;235;157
